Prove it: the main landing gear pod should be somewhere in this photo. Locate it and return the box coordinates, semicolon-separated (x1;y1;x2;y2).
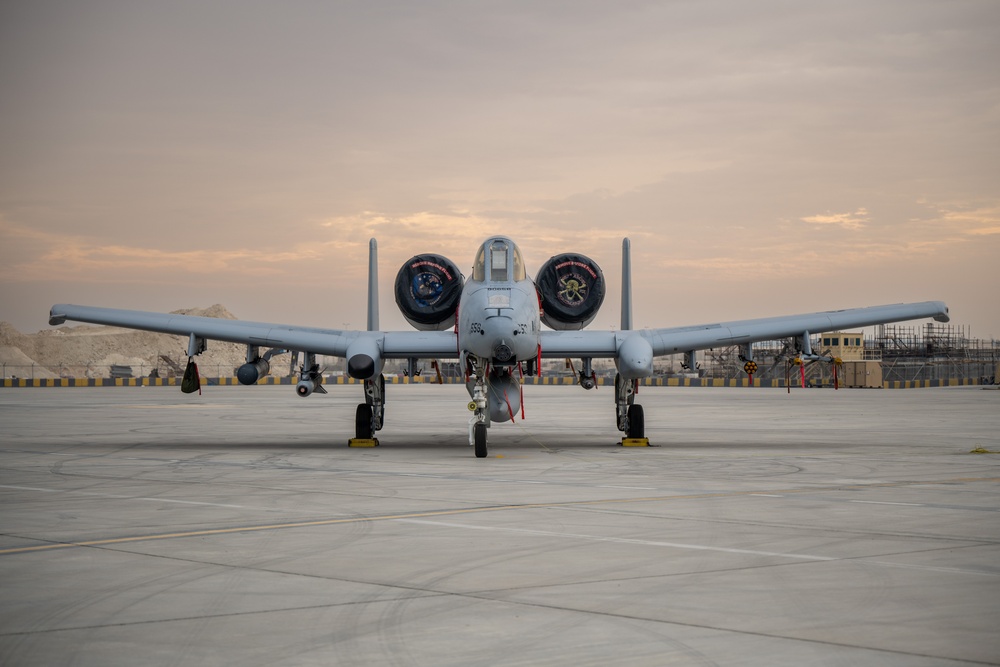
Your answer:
344;339;386;446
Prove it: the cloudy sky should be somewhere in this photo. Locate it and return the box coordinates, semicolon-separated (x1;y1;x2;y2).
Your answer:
2;0;998;338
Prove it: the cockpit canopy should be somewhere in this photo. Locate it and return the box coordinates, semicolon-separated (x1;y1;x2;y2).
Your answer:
472;237;526;283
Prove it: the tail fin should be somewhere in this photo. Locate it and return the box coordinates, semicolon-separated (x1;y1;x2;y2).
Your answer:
621;238;632;331
367;238;379;331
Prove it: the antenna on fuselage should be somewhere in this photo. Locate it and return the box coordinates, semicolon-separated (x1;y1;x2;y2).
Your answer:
367;238;379;331
621;238;633;331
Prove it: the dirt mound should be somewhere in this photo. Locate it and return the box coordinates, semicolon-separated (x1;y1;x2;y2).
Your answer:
171;304;238;319
2;305;291;379
0;345;57;379
0;321;28;348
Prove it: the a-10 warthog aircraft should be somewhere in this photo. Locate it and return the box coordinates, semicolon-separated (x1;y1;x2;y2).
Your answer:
50;236;949;457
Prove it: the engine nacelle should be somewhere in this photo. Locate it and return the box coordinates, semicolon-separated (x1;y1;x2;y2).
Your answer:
236;358;270;385
394;254;464;331
536;253;606;330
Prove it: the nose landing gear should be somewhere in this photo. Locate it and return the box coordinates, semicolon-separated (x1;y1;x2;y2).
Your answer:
468;374;489;458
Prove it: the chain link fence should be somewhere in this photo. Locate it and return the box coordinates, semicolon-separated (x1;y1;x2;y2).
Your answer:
1;362;273;381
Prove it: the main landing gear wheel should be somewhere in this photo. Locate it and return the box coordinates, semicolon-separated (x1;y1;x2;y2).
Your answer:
355;403;374;440
627;404;644;439
474;423;488;458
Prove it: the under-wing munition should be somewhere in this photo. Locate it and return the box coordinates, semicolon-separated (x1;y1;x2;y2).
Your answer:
296;377;320;397
236;358;270;385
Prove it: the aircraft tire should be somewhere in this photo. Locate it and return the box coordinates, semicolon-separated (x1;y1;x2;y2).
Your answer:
356;403;374;440
627;404;644;439
474;423;488;458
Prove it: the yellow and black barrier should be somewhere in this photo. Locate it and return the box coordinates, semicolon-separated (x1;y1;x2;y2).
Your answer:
1;376;989;389
882;378;984;389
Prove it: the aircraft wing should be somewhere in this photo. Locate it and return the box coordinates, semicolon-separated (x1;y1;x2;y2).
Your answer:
539;301;949;358
641;300;949;355
48;304;458;359
539;330;618;357
50;300;948;362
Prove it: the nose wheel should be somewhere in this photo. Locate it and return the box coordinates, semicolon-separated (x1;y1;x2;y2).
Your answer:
473;422;488;458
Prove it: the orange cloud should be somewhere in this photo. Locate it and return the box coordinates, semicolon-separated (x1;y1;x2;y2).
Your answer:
800;208;868;230
0;218;359;284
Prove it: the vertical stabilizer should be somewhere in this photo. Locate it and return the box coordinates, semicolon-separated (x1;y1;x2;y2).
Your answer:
621;238;633;331
367;238;379;331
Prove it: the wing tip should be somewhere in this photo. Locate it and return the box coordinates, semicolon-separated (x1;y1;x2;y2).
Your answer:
929;300;950;323
48;305;68;326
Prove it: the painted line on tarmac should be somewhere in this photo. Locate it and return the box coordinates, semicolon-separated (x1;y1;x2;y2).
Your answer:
395;518;1000;577
0;505;553;556
850;500;924;507
396;518;836;561
121;404;230;409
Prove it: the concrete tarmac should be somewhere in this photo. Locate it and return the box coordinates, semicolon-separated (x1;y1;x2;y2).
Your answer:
1;384;998;666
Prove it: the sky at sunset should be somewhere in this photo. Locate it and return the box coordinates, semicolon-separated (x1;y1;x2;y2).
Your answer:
2;1;998;338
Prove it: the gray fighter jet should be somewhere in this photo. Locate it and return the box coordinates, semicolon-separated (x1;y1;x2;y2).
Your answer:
50;237;949;457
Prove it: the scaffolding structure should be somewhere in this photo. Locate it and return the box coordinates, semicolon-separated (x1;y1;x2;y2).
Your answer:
692;323;1000;385
873;324;999;384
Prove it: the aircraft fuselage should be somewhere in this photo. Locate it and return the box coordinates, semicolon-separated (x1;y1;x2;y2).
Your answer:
457;237;540;368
